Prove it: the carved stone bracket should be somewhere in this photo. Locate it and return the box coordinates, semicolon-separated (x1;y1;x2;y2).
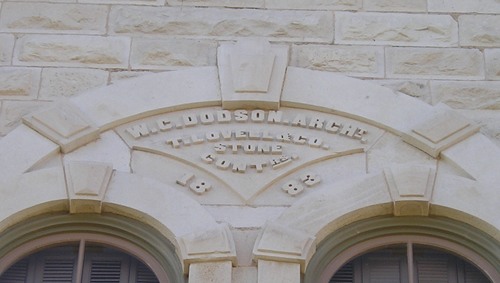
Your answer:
217;38;288;110
177;224;237;273
384;165;436;216
253;222;316;273
402;108;479;158
65;161;113;214
23;99;100;153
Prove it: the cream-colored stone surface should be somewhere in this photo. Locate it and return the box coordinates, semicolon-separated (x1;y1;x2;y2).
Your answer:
281;67;434;134
109;71;153;84
266;0;361;10
457;110;500;148
231;229;260;266
257;260;300;283
367;132;436;174
363;0;426;12
232;267;257;283
291;45;384;78
131;38;217;70
188;261;233;283
167;0;263;8
0;67;41;99
368;79;431;103
109;6;334;43
485;49;500;80
459;15;500;47
64;130;131;173
39;68;108;99
82;0;164;4
335;12;457;47
104;171;219;238
14;35;130;69
71;67;221;130
0;100;49;136
386;47;484;80
431;81;500;110
0;167;67;233
205;206;285;229
0;34;14;65
428;0;500;13
0;3;107;34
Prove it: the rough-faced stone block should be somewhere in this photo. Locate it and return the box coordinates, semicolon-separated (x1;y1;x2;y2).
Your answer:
39;68;108;99
109;71;153;84
65;161;113;214
218;39;288;109
266;0;361;10
22;100;100;153
178;224;237;271
430;81;500;110
0;34;14;65
109;6;334;43
386;47;484;80
188;261;232;283
253;222;315;272
81;0;165;4
167;0;263;8
0;3;107;34
0;100;49;136
460;15;500;47
130;39;217;70
0;67;41;99
335;12;458;47
485;49;500;80
402;109;479;157
428;0;500;13
363;0;426;12
385;165;436;216
368;79;431;103
14;35;130;69
291;44;384;78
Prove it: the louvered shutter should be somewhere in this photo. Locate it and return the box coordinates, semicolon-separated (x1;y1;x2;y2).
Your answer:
464;261;491;283
415;257;455;283
362;258;404;283
0;258;29;283
135;261;159;283
329;262;354;283
40;257;77;283
82;255;129;283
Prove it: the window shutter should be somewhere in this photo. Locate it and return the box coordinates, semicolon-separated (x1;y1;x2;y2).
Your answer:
329;262;354;283
135;261;159;283
464;261;491;283
362;258;405;283
41;257;76;283
415;257;452;283
0;259;29;283
89;260;123;283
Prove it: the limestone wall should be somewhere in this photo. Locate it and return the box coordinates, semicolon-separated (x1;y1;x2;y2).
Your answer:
0;0;499;146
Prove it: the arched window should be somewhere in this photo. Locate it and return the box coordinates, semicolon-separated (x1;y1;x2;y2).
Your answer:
305;217;500;283
0;215;184;283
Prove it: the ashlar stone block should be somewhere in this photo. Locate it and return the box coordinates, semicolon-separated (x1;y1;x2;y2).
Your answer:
265;0;361;10
39;68;108;99
363;0;426;12
0;67;41;99
130;38;217;70
460;15;500;47
0;34;14;65
385;165;436;216
188;261;232;283
109;6;334;43
335;12;458;47
428;0;500;13
257;260;300;283
485;49;500;80
65;161;113;214
167;0;264;8
22;99;100;153
81;0;165;4
14;35;130;69
430;81;500;110
218;39;288;109
0;100;49;136
291;44;384;78
0;3;107;35
402;109;479;157
386;47;484;80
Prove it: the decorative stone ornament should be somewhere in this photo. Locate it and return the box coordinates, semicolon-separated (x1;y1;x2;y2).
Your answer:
403;107;479;157
177;224;237;273
65;161;113;214
22;99;99;153
218;38;288;110
253;222;316;272
384;165;436;216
